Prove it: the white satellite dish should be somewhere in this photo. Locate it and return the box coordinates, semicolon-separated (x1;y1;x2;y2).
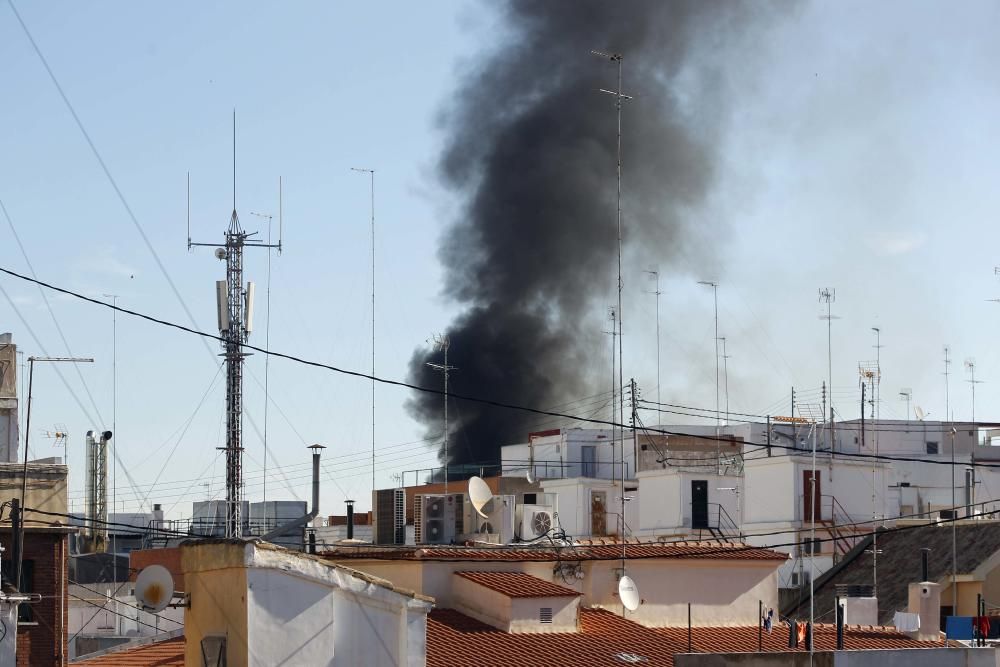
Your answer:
526;469;536;484
914;406;926;421
618;575;640;611
468;476;492;519
135;565;174;613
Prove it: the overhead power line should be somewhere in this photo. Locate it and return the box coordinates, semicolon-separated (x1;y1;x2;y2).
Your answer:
7;264;1000;474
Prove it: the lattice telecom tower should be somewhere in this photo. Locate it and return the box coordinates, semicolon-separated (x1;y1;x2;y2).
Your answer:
188;115;281;538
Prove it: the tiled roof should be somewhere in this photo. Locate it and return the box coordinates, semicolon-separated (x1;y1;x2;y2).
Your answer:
786;522;1000;624
427;608;947;667
74;635;184;666
324;540;789;563
455;571;581;598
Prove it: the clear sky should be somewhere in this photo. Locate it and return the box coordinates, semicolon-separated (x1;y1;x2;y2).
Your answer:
2;1;1000;518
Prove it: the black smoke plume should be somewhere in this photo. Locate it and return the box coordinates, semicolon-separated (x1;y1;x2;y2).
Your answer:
408;0;773;473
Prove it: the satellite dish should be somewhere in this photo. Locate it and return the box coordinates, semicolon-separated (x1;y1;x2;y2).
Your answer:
214;247;227;261
914;406;926;421
526;469;536;484
618;575;640;611
468;476;492;519
135;565;174;613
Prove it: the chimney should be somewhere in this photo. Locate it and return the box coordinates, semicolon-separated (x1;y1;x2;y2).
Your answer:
921;548;929;583
345;500;355;540
907;581;942;641
836;598;845;650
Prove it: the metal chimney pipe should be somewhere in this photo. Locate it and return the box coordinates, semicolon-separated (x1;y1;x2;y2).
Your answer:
345;500;355;540
921;548;930;582
262;444;325;544
836;599;845;650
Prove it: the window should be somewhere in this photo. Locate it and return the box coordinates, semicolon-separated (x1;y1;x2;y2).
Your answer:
581;445;596;478
802;538;821;555
539;607;553;624
926;441;939;455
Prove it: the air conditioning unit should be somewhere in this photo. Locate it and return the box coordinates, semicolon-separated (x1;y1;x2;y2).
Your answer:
463;494;516;544
520;504;555;540
372;488;406;545
414;493;463;544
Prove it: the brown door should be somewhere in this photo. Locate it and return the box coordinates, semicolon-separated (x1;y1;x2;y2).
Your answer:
591;490;607;536
803;470;821;521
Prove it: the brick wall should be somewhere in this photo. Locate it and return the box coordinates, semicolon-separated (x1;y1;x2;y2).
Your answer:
129;547;185;590
0;530;69;667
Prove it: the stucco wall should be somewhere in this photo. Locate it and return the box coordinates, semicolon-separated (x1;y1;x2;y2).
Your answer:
0;463;68;525
183;552;249;666
247;567;335;666
509;595;578;633
582;559;779;627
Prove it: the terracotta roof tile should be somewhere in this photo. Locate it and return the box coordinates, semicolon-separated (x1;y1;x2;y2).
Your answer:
455;571;581;598
324;541;789;563
426;608;947;667
74;635;184;666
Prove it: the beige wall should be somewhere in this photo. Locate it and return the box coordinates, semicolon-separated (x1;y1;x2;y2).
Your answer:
940;579;982;616
583;559;779;627
509;596;578;633
183;542;250;667
0;462;68;526
334;556;781;628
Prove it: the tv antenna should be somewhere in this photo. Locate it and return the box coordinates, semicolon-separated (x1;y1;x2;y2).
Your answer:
42;425;68;447
965;359;983;423
603;306;618;426
643;269;662;411
718;337;730;425
426;334;456;493
818;288;838;452
697;280;721;470
187;111;283;538
899;389;912;420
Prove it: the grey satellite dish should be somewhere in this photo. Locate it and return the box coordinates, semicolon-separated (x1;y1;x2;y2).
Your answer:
619;575;640;611
468;476;492;519
214;247;227;261
135;565;174;613
526;469;536;484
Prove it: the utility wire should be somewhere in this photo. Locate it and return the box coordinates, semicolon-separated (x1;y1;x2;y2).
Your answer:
7;264;1000;474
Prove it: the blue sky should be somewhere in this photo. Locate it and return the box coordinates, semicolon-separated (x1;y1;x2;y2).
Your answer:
3;1;1000;517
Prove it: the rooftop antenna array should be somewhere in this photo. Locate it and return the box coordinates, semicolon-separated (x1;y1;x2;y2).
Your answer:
426;334;455;494
718;337;730;425
858;360;881;597
187;111;283;538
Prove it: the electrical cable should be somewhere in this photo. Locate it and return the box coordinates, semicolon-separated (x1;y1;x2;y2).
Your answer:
69;579;183;627
7;264;1000;475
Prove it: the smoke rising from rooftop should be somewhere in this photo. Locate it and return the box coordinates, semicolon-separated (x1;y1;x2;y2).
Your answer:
407;0;776;473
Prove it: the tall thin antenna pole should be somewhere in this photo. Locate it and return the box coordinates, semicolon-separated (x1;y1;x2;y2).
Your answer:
594;50;631;537
232;110;237;210
944;346;952;421
644;269;662;412
353;168;376;495
698;281;720;469
819;289;837;452
965;359;982;423
102;293;118;582
249;209;275;507
604;307;618;431
426;336;455;493
719;337;730;425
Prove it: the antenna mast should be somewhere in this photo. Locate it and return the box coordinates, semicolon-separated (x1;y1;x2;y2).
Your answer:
188;113;282;538
426;335;455;493
965;359;983;423
643;269;662;412
594;50;632;530
818;288;837;452
352;168;376;497
944;345;952;422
